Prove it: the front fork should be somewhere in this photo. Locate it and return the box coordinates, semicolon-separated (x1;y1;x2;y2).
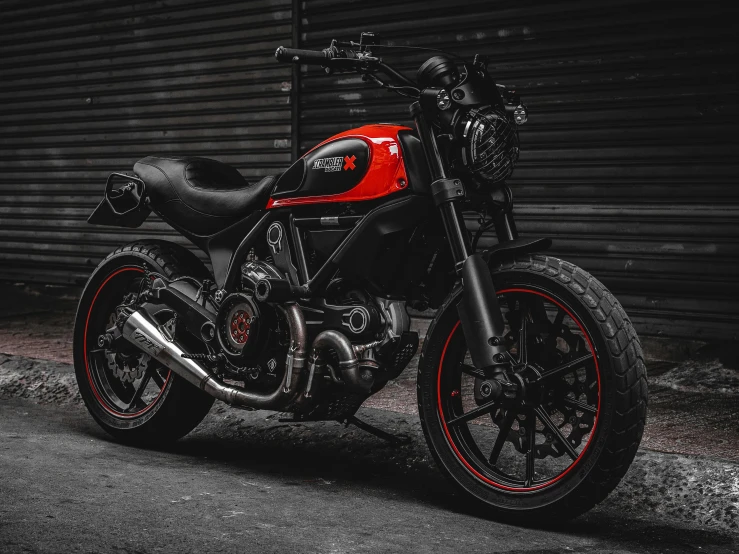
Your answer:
412;102;516;369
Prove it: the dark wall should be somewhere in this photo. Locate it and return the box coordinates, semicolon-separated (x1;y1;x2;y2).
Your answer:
0;0;737;341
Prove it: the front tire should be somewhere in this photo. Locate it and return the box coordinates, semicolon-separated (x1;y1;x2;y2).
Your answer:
417;254;647;521
73;240;215;445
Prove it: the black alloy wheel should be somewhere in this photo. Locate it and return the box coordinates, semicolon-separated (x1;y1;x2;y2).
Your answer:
73;241;215;444
436;287;600;491
417;255;647;521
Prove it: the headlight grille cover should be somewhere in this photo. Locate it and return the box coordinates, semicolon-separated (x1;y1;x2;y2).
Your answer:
457;106;519;185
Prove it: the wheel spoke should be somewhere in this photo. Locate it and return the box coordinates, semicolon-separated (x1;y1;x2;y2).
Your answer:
534;406;578;460
151;368;167;388
545;308;565;350
489;408;516;465
447;400;497;426
460;364;487;379
89;349;129;411
537;353;593;382
525;409;536;486
562;397;597;415
518;299;529;366
125;371;152;412
530;296;550;327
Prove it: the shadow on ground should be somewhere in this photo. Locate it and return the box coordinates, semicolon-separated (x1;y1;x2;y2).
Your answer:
104;404;738;552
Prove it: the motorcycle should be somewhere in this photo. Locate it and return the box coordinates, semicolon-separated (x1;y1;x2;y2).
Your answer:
74;33;647;521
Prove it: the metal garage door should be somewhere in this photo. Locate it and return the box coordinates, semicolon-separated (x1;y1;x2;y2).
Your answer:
296;0;739;341
0;0;293;285
0;0;737;342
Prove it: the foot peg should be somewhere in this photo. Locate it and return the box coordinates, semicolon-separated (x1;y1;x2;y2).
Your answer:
343;415;411;446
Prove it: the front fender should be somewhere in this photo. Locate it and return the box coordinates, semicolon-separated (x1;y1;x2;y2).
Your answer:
481;237;551;266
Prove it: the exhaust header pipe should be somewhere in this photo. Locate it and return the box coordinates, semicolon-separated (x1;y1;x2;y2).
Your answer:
309;330;374;392
121;303;307;411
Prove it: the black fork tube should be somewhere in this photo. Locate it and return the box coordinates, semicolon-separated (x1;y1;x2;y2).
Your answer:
412;103;469;269
411;102;506;368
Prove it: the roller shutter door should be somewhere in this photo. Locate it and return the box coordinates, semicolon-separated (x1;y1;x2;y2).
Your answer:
297;0;739;341
0;0;293;284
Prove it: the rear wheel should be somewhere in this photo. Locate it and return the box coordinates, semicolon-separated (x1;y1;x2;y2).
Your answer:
73;241;215;445
417;255;647;520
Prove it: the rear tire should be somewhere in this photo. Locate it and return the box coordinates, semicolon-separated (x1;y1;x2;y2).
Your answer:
417;254;647;521
73;240;215;445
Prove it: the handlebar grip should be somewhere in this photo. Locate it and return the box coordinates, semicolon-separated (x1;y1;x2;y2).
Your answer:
275;46;330;64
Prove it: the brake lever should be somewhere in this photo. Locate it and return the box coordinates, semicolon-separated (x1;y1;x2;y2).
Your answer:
323;48;381;75
325;36;416;91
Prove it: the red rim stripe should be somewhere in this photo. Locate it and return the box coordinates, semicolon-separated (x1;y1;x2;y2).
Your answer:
83;267;170;418
436;287;601;492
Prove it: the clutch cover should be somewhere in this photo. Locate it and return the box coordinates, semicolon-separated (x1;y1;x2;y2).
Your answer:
216;293;261;362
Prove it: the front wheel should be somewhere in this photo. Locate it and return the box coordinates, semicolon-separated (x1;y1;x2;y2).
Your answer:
417;254;647;521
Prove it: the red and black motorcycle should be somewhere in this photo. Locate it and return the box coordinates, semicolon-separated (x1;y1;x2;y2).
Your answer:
74;34;647;521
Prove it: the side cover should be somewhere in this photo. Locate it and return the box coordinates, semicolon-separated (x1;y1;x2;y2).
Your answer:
267;124;413;208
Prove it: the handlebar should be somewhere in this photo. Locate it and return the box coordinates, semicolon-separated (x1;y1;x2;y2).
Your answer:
275;44;418;91
274;37;526;124
274;46;332;65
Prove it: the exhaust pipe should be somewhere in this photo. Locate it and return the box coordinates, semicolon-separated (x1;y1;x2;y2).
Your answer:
121;303;307;411
309;330;374;392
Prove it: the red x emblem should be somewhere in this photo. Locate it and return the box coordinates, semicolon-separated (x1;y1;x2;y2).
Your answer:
343;155;356;171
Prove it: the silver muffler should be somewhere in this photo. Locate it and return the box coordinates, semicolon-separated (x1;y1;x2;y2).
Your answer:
121;303;307;411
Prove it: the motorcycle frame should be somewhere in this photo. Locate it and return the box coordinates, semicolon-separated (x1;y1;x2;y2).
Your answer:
91;60;552;372
209;98;548;369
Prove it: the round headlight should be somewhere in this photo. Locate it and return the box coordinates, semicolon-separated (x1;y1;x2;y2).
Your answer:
454;106;519;186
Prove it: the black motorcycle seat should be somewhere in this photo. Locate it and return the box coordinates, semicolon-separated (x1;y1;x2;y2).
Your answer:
134;156;276;236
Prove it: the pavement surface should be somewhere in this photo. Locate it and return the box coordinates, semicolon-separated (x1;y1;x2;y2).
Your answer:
1;398;738;554
1;282;739;552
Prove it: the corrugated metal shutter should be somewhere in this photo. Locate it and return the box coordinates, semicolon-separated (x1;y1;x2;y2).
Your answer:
298;0;739;341
0;0;292;285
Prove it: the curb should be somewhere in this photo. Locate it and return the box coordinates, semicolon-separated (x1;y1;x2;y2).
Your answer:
0;354;80;406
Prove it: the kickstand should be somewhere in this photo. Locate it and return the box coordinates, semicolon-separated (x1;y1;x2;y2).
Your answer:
344;415;411;446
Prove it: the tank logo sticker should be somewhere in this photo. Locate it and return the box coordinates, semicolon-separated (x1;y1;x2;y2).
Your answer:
312;157;344;172
311;155;357;172
132;328;164;356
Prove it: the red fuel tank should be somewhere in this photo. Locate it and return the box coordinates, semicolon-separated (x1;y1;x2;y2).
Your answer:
267;124;412;208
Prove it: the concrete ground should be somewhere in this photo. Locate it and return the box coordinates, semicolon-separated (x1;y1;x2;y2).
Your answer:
1;282;738;552
2;397;738;554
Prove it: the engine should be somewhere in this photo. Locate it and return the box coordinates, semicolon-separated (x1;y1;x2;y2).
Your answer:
128;254;417;421
214;291;287;388
204;257;419;419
